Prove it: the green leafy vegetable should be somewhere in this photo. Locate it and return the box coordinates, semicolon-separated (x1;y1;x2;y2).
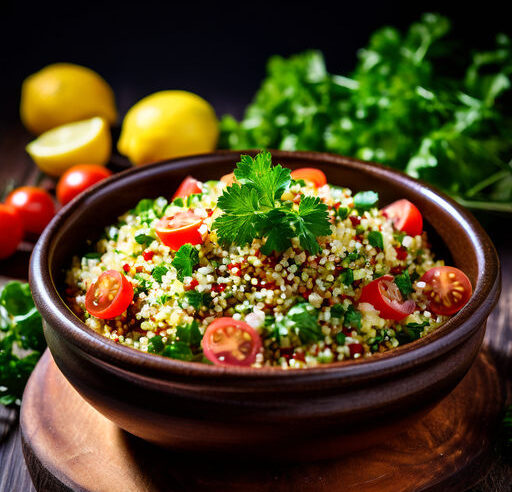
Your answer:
394;270;413;297
344;304;362;330
213;152;331;255
0;281;45;406
220;14;512;212
337;207;349;220
397;320;429;343
147;335;164;354
176;320;202;346
134;233;154;246
338;269;354;286
151;264;168;283
180;291;203;309
354;191;379;211
331;303;345;318
163;342;194;361
273;303;322;344
171;244;199;282
368;230;384;250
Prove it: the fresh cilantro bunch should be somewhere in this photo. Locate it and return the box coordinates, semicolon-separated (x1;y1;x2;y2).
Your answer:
213;152;331;255
220;13;512;213
0;281;45;406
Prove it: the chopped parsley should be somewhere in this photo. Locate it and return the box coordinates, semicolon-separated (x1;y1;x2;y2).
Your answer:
337;207;349;220
368;230;384;250
353;191;379;211
83;252;102;260
151;264;168;283
171;244;199;282
134;233;154;246
344;304;362;331
394;269;413;297
339;269;354;286
331;303;345;318
213;152;331;255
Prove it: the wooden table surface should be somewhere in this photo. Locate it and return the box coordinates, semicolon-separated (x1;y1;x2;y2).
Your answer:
0;124;511;491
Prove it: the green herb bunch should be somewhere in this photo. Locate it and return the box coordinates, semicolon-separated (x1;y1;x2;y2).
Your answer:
220;13;512;212
0;282;45;406
213;152;331;255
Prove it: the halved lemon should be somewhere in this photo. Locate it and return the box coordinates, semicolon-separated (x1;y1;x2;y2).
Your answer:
26;117;111;176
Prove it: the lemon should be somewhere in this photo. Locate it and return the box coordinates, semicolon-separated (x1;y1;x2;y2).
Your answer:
20;63;117;135
26;117;111;176
118;90;219;165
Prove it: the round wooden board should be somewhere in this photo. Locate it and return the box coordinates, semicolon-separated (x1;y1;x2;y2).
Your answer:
20;350;504;492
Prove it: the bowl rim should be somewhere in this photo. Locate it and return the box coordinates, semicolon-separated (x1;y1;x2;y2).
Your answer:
29;150;501;381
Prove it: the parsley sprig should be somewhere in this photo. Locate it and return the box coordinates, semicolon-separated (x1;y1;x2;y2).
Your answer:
213;152;331;255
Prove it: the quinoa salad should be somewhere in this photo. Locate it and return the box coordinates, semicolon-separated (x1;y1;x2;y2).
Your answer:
65;152;473;368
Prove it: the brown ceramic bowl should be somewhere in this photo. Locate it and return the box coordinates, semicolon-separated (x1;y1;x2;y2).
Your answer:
29;150;500;460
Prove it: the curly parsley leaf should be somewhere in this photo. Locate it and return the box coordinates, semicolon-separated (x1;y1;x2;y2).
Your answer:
234;151;291;206
0;281;45;406
214;152;331;255
214;184;262;245
171;244;199;282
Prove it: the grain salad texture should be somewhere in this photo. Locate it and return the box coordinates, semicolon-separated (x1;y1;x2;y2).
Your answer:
65;160;448;368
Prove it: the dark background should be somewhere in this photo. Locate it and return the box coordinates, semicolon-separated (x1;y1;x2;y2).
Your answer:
0;1;510;128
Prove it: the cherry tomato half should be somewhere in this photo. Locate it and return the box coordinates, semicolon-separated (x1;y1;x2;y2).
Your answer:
382;199;423;237
173;176;202;200
202;317;262;366
220;172;235;186
85;270;134;319
155;210;204;251
57;164;112;205
6;186;55;236
291;168;327;188
358;274;415;321
0;204;23;259
420;266;472;316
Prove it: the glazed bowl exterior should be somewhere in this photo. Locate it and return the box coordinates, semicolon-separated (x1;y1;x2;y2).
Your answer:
29;151;500;459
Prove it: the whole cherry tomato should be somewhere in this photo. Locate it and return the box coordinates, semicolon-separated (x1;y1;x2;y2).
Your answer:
0;204;23;259
57;164;112;205
5;186;55;235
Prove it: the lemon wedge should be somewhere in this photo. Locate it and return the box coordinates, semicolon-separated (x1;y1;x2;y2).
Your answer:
26;117;111;176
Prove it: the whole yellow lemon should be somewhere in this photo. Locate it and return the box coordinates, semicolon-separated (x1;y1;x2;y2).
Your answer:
117;90;219;165
20;63;117;135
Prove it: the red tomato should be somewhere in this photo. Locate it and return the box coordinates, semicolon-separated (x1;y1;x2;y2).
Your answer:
202;317;262;366
85;270;134;319
0;204;23;259
220;172;235;186
359;275;415;321
173;176;202;199
5;186;55;235
57;164;112;205
421;266;472;316
291;168;327;188
382;199;423;237
155;210;204;251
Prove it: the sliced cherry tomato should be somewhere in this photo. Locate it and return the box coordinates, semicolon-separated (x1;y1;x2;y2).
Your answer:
202;317;262;366
155;210;204;250
359;274;415;321
173;176;202;200
220;172;235;186
5;186;55;235
0;204;23;259
85;270;134;319
382;199;423;237
291;168;327;188
57;164;112;205
421;266;472;316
